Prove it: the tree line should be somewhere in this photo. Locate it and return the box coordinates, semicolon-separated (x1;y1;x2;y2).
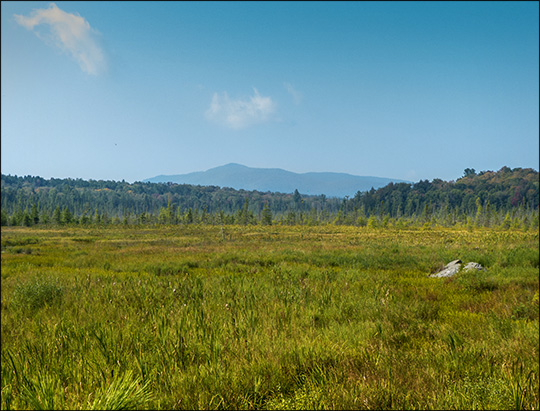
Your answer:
1;167;538;229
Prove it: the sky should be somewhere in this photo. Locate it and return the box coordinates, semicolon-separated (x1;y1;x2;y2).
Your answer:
2;1;539;184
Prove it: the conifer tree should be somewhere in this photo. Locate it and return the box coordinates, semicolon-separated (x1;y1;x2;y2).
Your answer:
53;206;62;225
80;212;90;225
22;210;32;227
62;207;73;224
501;212;512;229
94;208;101;225
261;202;272;225
475;198;483;227
1;209;8;226
30;203;39;225
185;208;193;224
367;215;378;228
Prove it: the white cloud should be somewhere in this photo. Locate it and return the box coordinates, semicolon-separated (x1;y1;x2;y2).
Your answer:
284;82;302;105
14;3;105;75
205;88;276;130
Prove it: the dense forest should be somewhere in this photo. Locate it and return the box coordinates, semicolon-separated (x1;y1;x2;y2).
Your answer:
1;166;538;229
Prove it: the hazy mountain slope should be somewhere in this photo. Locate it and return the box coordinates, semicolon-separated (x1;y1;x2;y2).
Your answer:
144;163;410;197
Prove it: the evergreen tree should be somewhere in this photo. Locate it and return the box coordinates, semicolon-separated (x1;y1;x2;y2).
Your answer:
10;207;23;226
170;202;177;224
293;189;302;209
1;209;8;226
80;212;90;226
158;206;169;225
22;210;32;227
463;168;476;177
238;198;250;225
466;216;474;231
30;203;39;225
475;197;483;227
53;206;62;225
501;212;512;230
101;212;110;225
185;208;194;224
367;215;378;228
62;207;73;224
40;210;50;225
261;202;272;225
285;210;296;225
94;208;101;225
138;212;147;225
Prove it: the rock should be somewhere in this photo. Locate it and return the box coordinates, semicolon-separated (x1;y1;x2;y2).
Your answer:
429;259;485;278
446;259;463;267
429;259;462;278
463;262;485;272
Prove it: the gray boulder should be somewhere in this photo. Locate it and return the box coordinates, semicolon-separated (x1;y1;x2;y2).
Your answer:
429;260;485;278
463;262;486;272
429;259;462;278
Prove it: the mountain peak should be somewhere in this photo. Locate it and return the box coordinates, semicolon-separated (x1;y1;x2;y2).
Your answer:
218;163;248;169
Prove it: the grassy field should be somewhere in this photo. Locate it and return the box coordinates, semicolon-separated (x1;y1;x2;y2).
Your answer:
1;224;538;410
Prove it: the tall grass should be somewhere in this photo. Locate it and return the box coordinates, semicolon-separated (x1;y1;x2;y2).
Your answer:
1;225;538;409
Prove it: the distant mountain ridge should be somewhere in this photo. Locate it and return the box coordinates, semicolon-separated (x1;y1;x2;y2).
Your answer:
143;163;411;198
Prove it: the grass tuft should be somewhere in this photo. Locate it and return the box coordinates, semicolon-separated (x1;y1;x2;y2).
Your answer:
11;276;64;311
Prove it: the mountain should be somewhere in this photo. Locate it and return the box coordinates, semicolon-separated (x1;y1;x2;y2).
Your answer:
143;163;411;198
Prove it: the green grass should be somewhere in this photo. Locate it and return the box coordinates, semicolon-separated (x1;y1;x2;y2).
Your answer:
1;225;538;409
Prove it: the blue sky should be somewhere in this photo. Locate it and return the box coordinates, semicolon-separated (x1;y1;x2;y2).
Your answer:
2;1;538;184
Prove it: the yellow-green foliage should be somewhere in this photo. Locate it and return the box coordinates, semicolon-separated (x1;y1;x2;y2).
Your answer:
1;225;538;410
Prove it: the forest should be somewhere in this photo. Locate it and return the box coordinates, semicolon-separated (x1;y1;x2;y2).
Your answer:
1;166;538;229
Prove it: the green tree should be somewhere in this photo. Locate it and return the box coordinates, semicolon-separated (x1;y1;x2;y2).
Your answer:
1;209;8;226
101;212;110;225
30;203;39;225
22;210;32;227
501;212;512;230
138;212;147;225
61;207;73;224
40;210;50;225
238;198;250;225
185;208;194;224
463;168;476;177
421;202;432;223
158;206;170;225
367;215;378;228
94;208;101;225
531;213;539;229
466;216;474;231
261;202;273;225
53;206;62;225
158;197;174;224
293;189;302;209
283;210;295;225
475;197;483;227
484;201;492;227
334;210;345;225
80;212;90;226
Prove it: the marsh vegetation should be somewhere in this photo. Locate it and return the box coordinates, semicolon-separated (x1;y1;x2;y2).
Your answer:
1;224;538;409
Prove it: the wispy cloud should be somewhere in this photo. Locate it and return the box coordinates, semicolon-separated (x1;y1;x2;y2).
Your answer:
284;82;302;105
14;3;105;75
206;88;276;129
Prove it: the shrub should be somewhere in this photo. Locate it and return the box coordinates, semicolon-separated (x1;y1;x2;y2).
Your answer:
505;246;539;268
